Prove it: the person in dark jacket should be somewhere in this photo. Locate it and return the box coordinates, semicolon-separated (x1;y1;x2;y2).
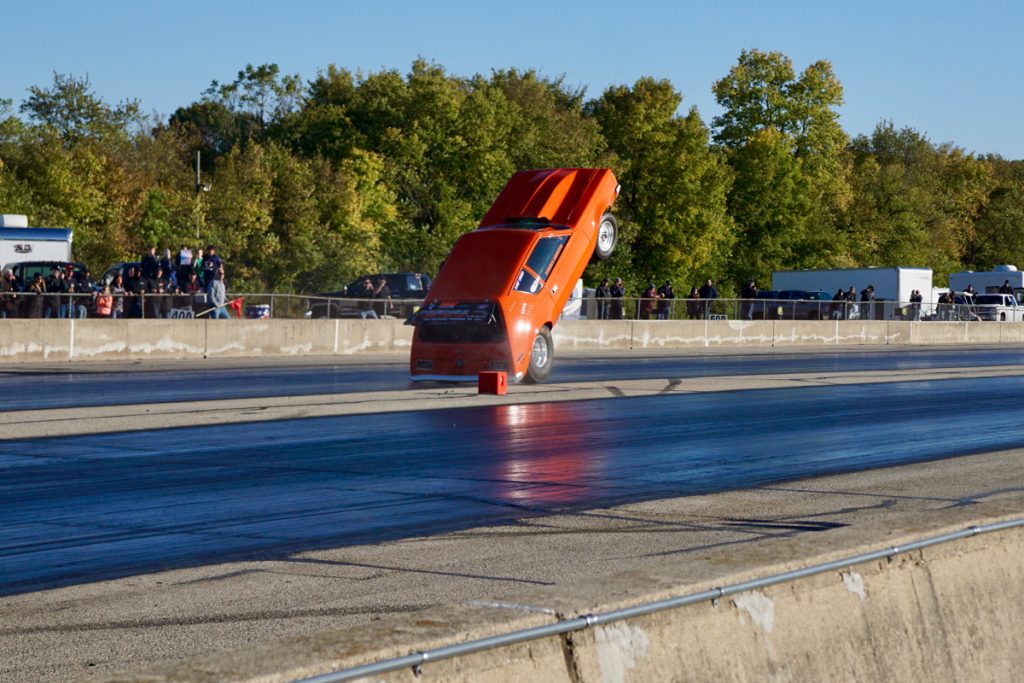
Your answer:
373;276;391;317
141;246;159;279
830;289;846;320
357;277;377;319
0;268;18;318
27;274;46;318
595;278;611;320
145;267;169;319
741;279;758;320
698;279;718;319
202;245;223;286
686;286;702;320
609;278;625;320
656;280;675;320
638;283;658;320
44;267;65;318
124;266;145;318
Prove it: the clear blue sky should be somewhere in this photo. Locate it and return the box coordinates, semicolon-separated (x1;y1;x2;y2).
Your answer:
4;0;1022;159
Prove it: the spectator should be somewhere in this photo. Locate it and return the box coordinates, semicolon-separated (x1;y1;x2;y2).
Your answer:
999;279;1013;294
27;274;46;318
964;284;976;297
595;278;610;320
373;276;392;317
192;248;204;283
159;248;174;279
178;244;193;282
95;286;113;318
657;280;675;320
183;271;205;311
202;245;222;286
73;268;95;318
44;267;64;318
686;286;702;319
144;267;168;319
141;246;159;279
846;286;857;302
860;284;875;320
124;266;145;318
909;289;923;321
830;289;846;320
741;278;758;320
110;274;126;319
698;278;718;319
207;268;229;319
357;277;377;319
609;277;625;320
638;283;658;320
1;269;18;318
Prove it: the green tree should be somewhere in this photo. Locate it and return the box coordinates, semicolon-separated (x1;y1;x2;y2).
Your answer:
20;73;142;142
846;122;993;280
588;77;734;289
713;50;852;279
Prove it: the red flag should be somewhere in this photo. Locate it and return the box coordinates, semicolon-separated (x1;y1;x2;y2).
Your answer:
229;297;244;318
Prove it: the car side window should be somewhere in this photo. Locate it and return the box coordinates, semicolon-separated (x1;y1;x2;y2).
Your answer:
513;236;569;295
524;236;568;281
513;269;543;294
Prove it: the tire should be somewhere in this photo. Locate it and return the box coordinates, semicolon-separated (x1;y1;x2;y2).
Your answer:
524;326;553;384
594;212;617;260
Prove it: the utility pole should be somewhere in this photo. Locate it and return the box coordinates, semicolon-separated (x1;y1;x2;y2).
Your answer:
194;151;210;240
194;151;202;240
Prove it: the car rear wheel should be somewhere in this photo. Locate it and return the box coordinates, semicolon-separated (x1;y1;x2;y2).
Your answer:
595;212;617;260
524;326;553;384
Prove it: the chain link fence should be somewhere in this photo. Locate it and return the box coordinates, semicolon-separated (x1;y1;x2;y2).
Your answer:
0;292;991;322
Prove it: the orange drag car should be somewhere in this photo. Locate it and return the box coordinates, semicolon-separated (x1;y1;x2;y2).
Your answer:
408;167;619;383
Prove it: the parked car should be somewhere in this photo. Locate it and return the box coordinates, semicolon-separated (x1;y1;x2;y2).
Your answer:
408;167;620;384
3;260;88;290
752;290;833;320
100;261;142;287
305;272;432;319
972;293;1024;321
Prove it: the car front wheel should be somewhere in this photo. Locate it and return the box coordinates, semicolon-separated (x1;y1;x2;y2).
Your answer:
595;212;617;260
524;326;553;384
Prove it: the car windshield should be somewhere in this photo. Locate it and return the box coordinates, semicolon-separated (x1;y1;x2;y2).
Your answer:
975;295;1005;304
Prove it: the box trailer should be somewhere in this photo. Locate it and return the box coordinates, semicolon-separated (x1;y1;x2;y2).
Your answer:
771;267;934;319
0;214;73;267
948;265;1024;297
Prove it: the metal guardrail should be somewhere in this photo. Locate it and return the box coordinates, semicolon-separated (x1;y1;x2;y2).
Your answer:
295;517;1024;683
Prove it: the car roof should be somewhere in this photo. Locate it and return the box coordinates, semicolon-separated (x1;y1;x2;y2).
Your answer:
479;168;615;230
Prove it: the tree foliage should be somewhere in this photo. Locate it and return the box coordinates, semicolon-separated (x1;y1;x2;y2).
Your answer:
0;54;1017;294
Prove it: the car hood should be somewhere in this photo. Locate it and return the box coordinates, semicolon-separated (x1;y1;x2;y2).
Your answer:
426;229;536;301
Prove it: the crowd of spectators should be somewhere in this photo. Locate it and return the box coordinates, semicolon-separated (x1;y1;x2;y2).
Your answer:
594;277;719;320
0;244;231;319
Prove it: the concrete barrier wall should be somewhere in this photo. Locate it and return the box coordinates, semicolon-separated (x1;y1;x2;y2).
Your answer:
110;521;1024;682
2;318;1024;363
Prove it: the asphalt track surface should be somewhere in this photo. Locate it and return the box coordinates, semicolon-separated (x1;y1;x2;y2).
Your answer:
5;358;1024;597
4;346;1024;410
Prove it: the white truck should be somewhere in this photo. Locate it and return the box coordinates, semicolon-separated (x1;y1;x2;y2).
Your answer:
0;214;73;266
972;293;1024;322
948;265;1024;299
771;267;934;319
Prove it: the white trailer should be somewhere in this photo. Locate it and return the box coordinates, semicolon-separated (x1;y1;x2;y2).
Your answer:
948;265;1024;296
0;215;73;267
771;267;934;319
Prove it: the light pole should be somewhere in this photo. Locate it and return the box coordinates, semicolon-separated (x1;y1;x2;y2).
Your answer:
194;150;210;240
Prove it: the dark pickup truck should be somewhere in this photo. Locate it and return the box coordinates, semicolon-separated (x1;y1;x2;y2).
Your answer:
305;272;432;319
